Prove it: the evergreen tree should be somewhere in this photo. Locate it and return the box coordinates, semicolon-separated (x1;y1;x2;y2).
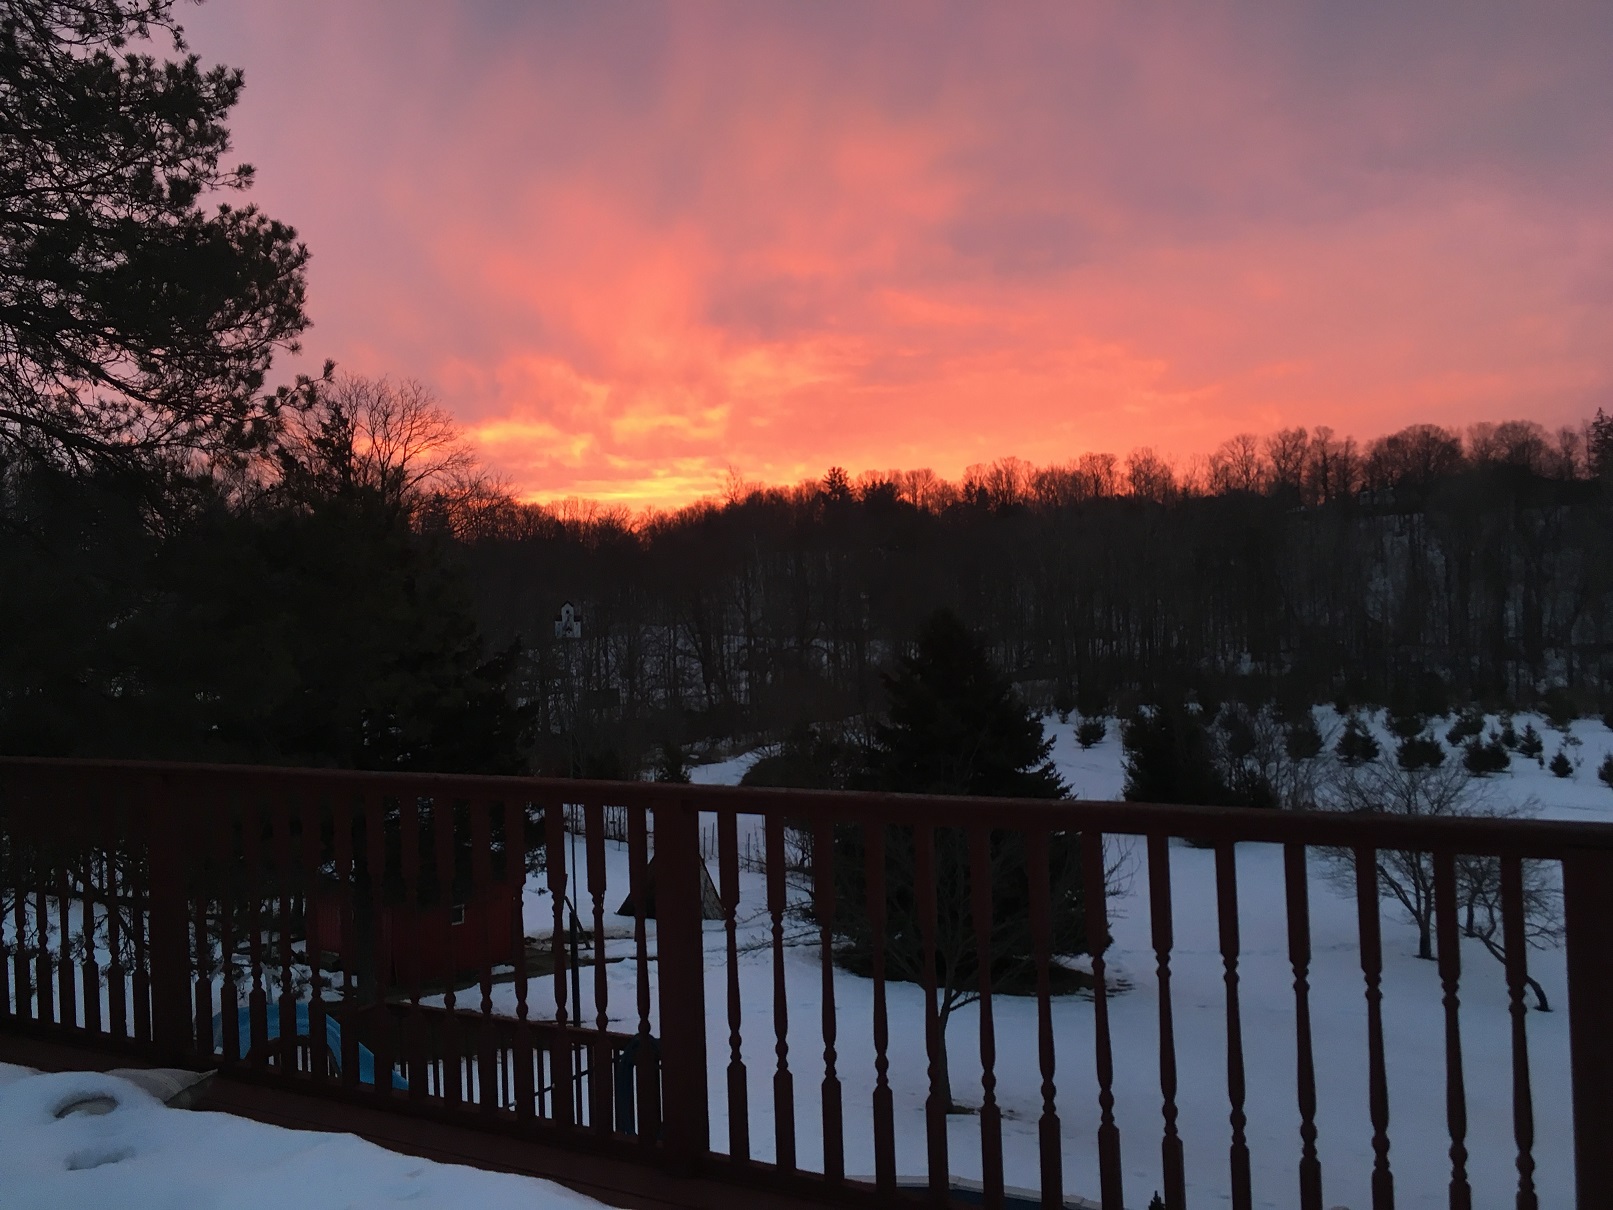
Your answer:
1284;713;1323;760
1121;705;1235;807
1076;717;1107;749
652;739;691;784
865;609;1066;797
0;0;310;471
826;610;1091;1112
1550;747;1573;778
1397;734;1446;771
1336;714;1381;766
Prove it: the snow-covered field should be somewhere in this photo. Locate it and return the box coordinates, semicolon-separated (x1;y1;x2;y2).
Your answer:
0;1062;605;1209
517;711;1610;1210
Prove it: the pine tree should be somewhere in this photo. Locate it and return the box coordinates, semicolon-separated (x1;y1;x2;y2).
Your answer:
827;610;1090;1112
865;609;1067;798
1337;714;1381;766
1122;705;1235;806
0;0;310;471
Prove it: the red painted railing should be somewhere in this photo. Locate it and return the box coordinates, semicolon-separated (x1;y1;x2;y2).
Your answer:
2;757;1612;1209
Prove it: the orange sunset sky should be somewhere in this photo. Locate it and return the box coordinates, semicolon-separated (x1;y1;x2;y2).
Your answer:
183;2;1613;509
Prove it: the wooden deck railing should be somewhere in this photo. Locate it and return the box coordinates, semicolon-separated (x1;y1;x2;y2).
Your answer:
1;756;1611;1209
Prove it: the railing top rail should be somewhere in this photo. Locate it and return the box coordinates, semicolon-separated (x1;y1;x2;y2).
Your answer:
3;754;1612;857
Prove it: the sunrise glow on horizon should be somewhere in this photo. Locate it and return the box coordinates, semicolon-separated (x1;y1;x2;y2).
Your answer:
183;2;1613;510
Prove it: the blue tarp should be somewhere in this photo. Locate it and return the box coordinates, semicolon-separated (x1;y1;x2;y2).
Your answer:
211;1002;410;1090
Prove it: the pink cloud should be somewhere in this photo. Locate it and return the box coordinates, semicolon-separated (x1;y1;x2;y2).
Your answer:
181;1;1613;506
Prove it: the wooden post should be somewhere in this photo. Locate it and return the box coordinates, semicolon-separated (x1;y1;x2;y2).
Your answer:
1564;851;1613;1209
144;776;193;1061
655;797;710;1173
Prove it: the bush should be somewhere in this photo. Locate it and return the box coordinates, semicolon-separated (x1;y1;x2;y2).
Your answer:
1446;709;1485;746
1550;748;1573;778
742;725;854;790
1516;724;1544;760
1600;754;1613;790
1462;736;1510;776
1053;686;1075;725
1387;709;1426;740
653;740;692;783
1397;735;1446;771
1541;688;1579;731
1603;709;1613;732
1076;717;1107;749
1122;705;1235;807
1285;714;1323;760
1337;715;1381;766
1498;715;1519;749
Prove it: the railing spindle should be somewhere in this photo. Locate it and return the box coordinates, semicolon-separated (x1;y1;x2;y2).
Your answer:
719;809;750;1161
105;806;127;1042
272;797;296;1075
1500;856;1538;1209
300;792;324;1083
332;796;357;1088
34;884;52;1025
433;793;462;1107
216;802;239;1066
628;806;658;1146
57;862;75;1029
510;800;536;1123
866;821;897;1193
190;800;213;1056
1431;852;1470;1209
814;817;842;1182
766;811;796;1171
1084;829;1123;1209
586;799;612;1132
1284;843;1324;1210
80;840;101;1036
398;795;425;1099
473;799;498;1113
243;800;266;1067
970;826;1005;1210
12;828;31;1021
915;824;949;1202
1354;846;1394;1209
1215;842;1252;1210
1148;834;1186;1210
1028;829;1063;1209
545;798;574;1129
363;792;393;1095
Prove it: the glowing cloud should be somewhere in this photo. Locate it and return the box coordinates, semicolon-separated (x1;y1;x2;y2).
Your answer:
184;2;1613;507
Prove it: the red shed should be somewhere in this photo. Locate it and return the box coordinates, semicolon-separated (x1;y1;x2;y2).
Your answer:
308;878;522;989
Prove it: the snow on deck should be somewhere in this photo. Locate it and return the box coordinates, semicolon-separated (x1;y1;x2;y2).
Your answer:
0;1062;606;1210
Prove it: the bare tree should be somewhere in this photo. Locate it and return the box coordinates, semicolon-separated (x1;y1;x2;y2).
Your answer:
1319;755;1562;1000
278;374;478;518
1456;851;1562;1010
1319;756;1481;960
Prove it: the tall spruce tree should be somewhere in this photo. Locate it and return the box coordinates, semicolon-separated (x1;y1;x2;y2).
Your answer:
866;608;1067;797
827;610;1095;1111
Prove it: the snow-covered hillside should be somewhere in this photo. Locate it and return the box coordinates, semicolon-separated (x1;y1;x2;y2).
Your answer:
511;709;1611;1209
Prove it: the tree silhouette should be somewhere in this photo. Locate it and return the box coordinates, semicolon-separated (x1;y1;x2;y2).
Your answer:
824;610;1096;1111
1;0;309;470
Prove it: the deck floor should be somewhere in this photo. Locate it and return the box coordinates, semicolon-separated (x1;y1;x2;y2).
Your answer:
0;1029;838;1210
